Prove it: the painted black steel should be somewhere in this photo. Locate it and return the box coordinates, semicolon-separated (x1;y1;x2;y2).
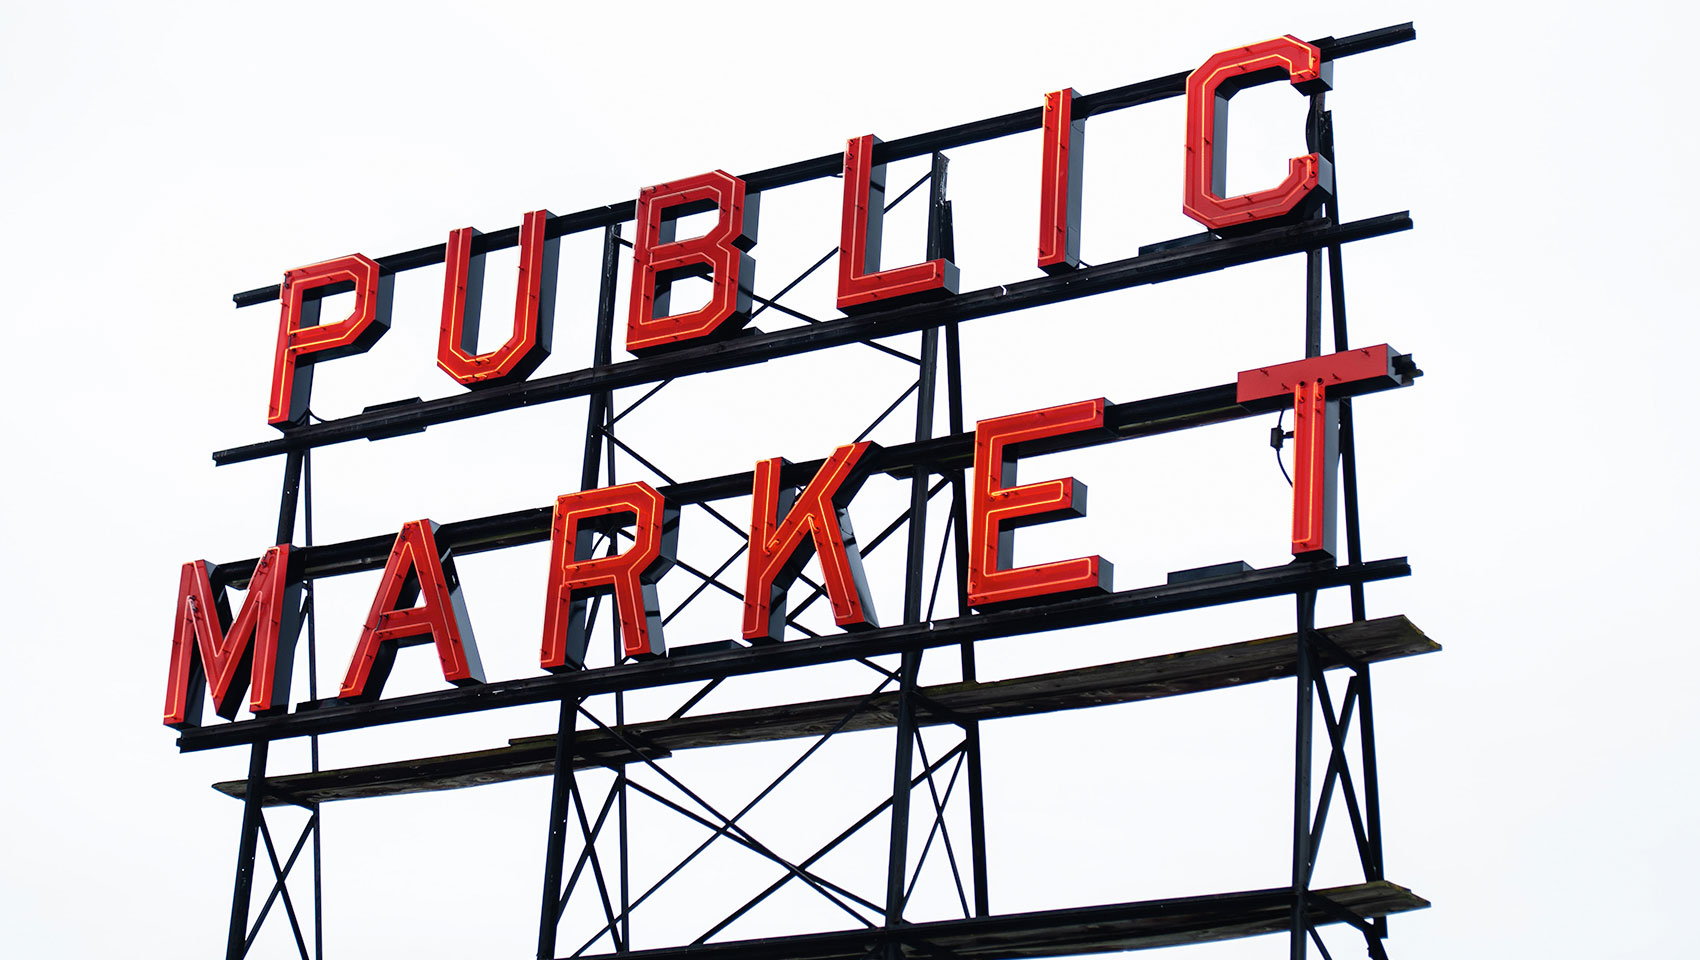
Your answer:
880;152;952;951
540;222;628;958
301;449;323;960
212;211;1411;465
529;881;1424;960
223;448;307;960
1291;590;1317;959
229;25;1414;310
181;556;1409;752
539;697;581;959
1322;111;1371;624
204;25;1423;958
1292;99;1327;956
204;359;1414;591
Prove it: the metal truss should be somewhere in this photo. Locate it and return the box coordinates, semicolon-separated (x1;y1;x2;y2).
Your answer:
210;26;1430;960
1280;93;1398;960
534;151;992;960
224;447;324;960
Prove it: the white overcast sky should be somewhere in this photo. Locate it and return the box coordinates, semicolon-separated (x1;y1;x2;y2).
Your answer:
3;2;1696;958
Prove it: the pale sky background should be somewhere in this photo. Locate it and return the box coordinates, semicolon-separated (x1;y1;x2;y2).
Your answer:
3;2;1696;958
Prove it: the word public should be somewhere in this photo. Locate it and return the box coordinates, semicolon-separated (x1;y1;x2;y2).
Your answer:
265;36;1332;424
168;35;1348;729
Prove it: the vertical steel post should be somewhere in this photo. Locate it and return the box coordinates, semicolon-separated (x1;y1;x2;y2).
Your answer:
584;224;620;489
594;223;633;955
541;223;623;960
1318;107;1386;946
1291;96;1327;958
610;505;630;956
884;153;951;953
903;152;946;626
538;698;581;960
1303;253;1324;360
1290;590;1317;960
1359;673;1385;882
303;449;323;960
226;448;305;960
930;157;990;919
227;742;271;960
1319;110;1369;624
1358;672;1387;948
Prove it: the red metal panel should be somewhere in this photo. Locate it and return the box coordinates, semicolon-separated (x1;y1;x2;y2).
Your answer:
541;482;675;668
268;254;389;425
743;443;880;642
339;520;484;701
1037;88;1084;274
163;545;293;728
1236;344;1394;403
968;399;1113;609
437;210;558;386
836;134;959;313
1182;35;1331;231
1290;379;1331;556
626;170;757;354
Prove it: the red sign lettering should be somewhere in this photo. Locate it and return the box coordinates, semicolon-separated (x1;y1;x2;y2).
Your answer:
627;171;758;354
541;482;677;668
836;135;959;313
743;443;880;642
163;546;300;728
1289;378;1337;556
268;255;392;426
968;400;1113;609
437;209;559;387
1183;35;1332;231
1237;345;1399;557
1038;88;1085;274
339;520;484;701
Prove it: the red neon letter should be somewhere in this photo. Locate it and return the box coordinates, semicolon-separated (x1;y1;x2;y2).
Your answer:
1237;345;1401;558
968;400;1113;610
1038;88;1085;274
541;483;677;669
339;520;484;701
1288;378;1337;556
438;209;559;387
743;443;880;642
1183;35;1332;231
163;546;301;728
268;254;392;426
627;170;758;355
836;135;959;313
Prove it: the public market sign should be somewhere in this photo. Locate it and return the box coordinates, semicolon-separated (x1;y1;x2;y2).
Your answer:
166;34;1410;732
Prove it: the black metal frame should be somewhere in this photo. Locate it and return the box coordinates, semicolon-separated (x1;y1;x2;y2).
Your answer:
224;447;326;960
203;24;1425;960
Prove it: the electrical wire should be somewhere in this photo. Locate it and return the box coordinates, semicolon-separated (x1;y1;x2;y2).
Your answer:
1274;409;1293;487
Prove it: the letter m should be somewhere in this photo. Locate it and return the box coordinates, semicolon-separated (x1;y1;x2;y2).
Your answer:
163;545;302;729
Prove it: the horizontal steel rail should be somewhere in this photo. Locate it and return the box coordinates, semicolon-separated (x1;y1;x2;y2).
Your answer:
213;211;1411;465
230;24;1413;309
214;615;1437;806
177;555;1409;751
206;350;1415;587
538;880;1427;960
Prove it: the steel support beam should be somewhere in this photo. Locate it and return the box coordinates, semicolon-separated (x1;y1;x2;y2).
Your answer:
198;28;1427;960
230;26;1414;310
212;212;1411;465
225;448;306;959
181;557;1410;752
533;881;1426;960
213;615;1437;805
205;357;1415;591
